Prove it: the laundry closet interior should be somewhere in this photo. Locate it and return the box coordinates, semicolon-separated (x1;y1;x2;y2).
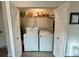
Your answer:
19;8;55;52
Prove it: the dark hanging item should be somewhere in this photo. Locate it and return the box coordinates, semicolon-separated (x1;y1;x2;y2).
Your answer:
20;11;26;17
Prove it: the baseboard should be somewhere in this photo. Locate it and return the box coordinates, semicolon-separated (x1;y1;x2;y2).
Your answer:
65;54;78;57
24;51;52;52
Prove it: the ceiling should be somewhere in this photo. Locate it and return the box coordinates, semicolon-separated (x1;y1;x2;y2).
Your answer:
11;1;65;8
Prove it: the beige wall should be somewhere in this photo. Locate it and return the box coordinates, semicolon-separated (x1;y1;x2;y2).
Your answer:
20;9;55;33
70;2;79;12
11;1;64;8
20;17;54;33
0;2;6;47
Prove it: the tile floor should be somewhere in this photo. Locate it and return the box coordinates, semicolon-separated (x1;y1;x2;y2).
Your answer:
22;51;54;57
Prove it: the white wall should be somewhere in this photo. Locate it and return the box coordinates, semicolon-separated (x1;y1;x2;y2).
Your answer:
53;2;70;57
66;2;79;56
0;2;6;47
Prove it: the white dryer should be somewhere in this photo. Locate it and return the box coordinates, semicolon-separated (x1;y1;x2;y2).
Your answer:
39;31;53;51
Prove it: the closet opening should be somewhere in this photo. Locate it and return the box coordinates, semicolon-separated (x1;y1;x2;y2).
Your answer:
19;8;55;57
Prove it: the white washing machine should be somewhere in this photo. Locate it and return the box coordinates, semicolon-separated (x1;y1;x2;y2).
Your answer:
24;27;38;51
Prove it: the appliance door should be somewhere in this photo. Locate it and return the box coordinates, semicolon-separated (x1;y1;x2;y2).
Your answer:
40;35;53;51
24;34;38;51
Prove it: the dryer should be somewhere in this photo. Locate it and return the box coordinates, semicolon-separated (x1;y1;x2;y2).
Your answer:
39;31;53;51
